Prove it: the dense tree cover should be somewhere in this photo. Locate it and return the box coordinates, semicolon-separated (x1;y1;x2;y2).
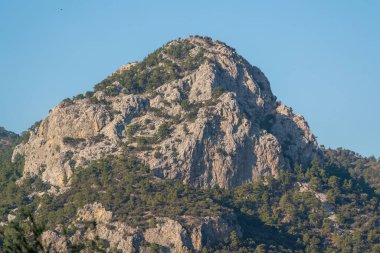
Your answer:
32;156;229;230
0;128;18;152
2;211;45;253
0;128;18;141
324;147;380;193
0;132;27;222
0;138;379;252
219;160;380;253
93;41;206;96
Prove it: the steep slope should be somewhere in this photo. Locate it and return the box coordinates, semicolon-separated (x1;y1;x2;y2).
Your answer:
13;36;321;189
1;37;379;253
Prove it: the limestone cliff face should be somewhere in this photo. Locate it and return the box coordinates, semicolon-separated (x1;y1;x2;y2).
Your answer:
13;94;148;187
42;202;239;252
13;36;321;189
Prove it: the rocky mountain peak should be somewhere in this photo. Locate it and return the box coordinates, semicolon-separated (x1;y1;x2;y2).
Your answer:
12;36;321;190
2;36;379;253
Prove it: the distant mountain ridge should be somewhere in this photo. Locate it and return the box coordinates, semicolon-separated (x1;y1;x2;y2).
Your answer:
0;127;18;150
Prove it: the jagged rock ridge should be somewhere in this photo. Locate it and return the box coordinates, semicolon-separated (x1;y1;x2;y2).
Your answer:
13;36;321;189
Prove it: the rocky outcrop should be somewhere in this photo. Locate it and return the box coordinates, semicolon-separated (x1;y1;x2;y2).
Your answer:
42;202;239;252
143;215;239;252
42;231;69;253
42;203;140;252
144;218;193;252
13;36;321;189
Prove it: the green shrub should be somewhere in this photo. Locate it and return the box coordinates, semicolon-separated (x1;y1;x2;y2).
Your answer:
62;98;74;105
212;86;224;99
94;41;206;96
154;151;162;159
20;131;30;144
165;42;195;60
62;137;86;146
156;122;171;140
136;136;155;148
126;124;140;139
89;134;105;144
181;99;189;110
73;94;85;100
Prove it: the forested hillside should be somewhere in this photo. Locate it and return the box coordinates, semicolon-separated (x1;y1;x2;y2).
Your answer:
0;37;379;252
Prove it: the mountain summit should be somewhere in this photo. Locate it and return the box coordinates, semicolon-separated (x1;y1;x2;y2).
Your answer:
1;36;379;252
13;36;321;189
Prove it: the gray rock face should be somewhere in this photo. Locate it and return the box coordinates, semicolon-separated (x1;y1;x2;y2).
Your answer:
13;94;149;187
42;202;239;253
13;36;321;189
144;215;239;252
42;203;139;253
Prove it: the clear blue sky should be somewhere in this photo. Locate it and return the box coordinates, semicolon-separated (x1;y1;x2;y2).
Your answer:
0;1;379;157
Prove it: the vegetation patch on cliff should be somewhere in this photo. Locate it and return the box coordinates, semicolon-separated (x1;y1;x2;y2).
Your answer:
94;40;206;96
